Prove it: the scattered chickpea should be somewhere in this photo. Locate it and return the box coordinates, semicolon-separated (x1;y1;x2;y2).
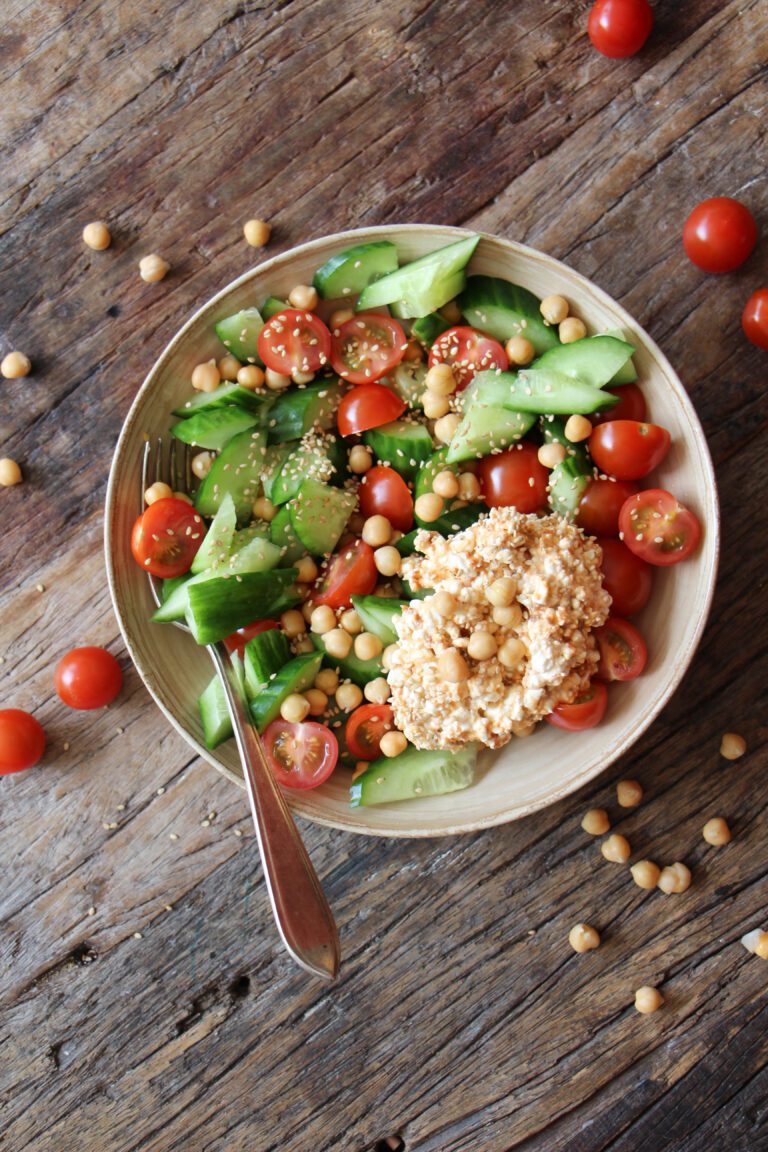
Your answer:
564;414;592;443
191;360;221;393
281;693;310;723
335;681;363;711
310;605;337;635
505;335;535;365
362;515;392;547
657;862;691;894
432;590;457;617
540;294;569;325
0;458;22;487
265;368;291;391
634;986;664;1014
467;631;497;661
631;860;661;890
1;351;31;379
423;390;451;420
349;445;373;474
538;442;567;469
440;300;462;324
437;648;470;684
144;480;173;505
364;677;391;705
559;317;587;344
314;668;339;695
581;808;610;836
288;284;318;311
329;308;354;330
292;366;314;383
218;354;241;381
458;472;481;501
720;732;746;760
617;779;643;808
486;577;518;607
381;643;398;671
280;609;306;638
424;363;457;397
741;929;768;958
304;688;328;716
703;817;731;846
756;934;768;961
252;496;276;522
339;609;363;635
569;923;601;953
237;365;265;389
414;492;444;522
374;545;401;578
324;628;353;660
191;452;213;480
82;221;111;250
434;413;461;443
493;603;523;628
243;218;271;247
354;632;383;661
380;730;407;758
432;470;459;499
601;833;631;864
295;556;318;584
139;254;170;283
498;637;527;669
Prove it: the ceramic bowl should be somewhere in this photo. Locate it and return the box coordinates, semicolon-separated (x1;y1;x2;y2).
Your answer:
104;225;719;837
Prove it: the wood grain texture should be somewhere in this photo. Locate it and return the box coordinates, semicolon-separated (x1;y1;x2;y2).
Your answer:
1;1;767;1150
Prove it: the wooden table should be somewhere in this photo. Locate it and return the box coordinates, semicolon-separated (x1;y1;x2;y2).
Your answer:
2;2;766;1148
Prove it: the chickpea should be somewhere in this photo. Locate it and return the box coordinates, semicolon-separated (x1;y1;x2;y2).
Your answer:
294;636;315;654
432;590;457;617
374;583;398;597
349;445;373;474
540;294;569;325
339;609;363;635
0;458;22;486
218;354;241;381
1;351;31;379
304;688;328;716
657;862;691;894
538;442;566;469
374;546;401;577
82;221;111;250
581;808;610;836
617;779;643;808
601;833;631;864
630;860;661;890
190;452;213;480
434;413;461;444
505;335;535;365
362;515;392;548
280;693;310;723
564;414;592;443
493;603;523;628
467;631;497;661
335;681;363;711
703;817;731;846
634;986;664;1014
314;668;339;694
756;934;768;961
437;648;470;684
243;218;271;247
364;677;391;704
440;300;462;324
310;605;337;635
498;637;527;669
381;643;398;671
354;632;383;661
458;472;481;501
252;496;276;522
265;368;291;391
380;730;407;758
432;470;459;499
414;492;444;522
295;556;318;584
288;284;318;311
323;628;353;659
720;732;746;760
191;360;221;393
568;923;601;953
301;599;316;623
139;254;170;283
144;481;173;505
486;577;518;607
559;317;587;344
424;363;457;397
329;308;354;330
173;491;193;504
237;365;265;389
423;390;451;420
280;609;306;638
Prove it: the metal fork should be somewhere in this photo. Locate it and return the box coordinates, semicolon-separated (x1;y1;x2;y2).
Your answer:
142;437;340;981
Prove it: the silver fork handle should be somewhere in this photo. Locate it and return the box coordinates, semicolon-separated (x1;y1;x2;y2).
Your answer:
209;645;340;981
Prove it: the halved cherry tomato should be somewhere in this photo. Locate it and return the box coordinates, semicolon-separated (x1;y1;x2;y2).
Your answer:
0;708;46;774
587;0;653;58
54;647;123;710
330;313;406;384
596;617;648;681
742;288;768;351
598;537;653;616
428;326;508;390
130;498;205;578
337;383;406;437
263;720;338;789
345;703;395;760
222;619;279;660
545;681;608;731
256;308;331;375
592;383;647;426
589;420;670;481
358;465;414;531
576;478;639;537
478;443;548;513
683;197;758;274
313;538;378;608
619;488;702;566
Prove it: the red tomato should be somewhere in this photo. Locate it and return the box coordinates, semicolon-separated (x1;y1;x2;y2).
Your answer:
358;465;414;531
222;619;278;660
545;682;608;731
428;326;508;390
596;617;648;681
346;703;395;760
313;538;378;608
577;479;639;537
0;708;46;774
587;0;653;57
592;383;647;426
742;288;768;351
54;647;123;710
256;308;331;375
619;488;702;566
263;720;338;789
337;383;406;437
589;420;671;481
683;197;758;274
477;443;548;512
330;313;406;384
131;498;205;578
598;537;653;616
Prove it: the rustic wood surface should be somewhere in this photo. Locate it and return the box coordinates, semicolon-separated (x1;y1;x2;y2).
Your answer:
1;1;767;1149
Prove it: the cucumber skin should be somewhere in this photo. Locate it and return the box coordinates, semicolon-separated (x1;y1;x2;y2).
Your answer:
195;427;269;524
215;308;264;364
549;457;591;518
172;383;268;419
313;241;398;300
459;276;559;356
244;629;291;695
356;236;479;316
185;569;299;645
411;312;451;345
289;479;357;556
269;504;308;565
467;369;619;416
199;675;233;749
350;743;477;807
532;335;634;390
249;653;323;732
445;405;536;464
170;406;259;452
350;595;407;645
191;493;237;574
261;296;288;321
363;420;433;482
264;380;343;444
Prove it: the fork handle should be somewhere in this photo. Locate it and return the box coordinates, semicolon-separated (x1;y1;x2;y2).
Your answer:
209;645;340;981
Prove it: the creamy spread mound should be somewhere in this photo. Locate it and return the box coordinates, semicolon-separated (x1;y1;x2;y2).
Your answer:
387;507;611;750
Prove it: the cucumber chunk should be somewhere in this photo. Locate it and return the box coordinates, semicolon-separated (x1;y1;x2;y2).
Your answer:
261;296;288;321
429;504;486;535
549;456;592;519
215;307;264;364
459;276;559;356
261;444;294;501
411;312;451;346
289;479;357;556
264;380;344;444
356;235;480;317
151;571;211;623
226;535;281;575
195;428;268;523
350;595;407;644
467;369;620;416
391;362;426;410
249;652;323;732
243;629;291;696
363;419;433;481
532;335;634;390
311;634;382;687
414;447;458;500
313;241;399;300
601;328;638;384
270;432;344;505
199;674;233;749
185;569;299;645
350;743;477;807
269;503;308;564
191;493;238;574
171;405;259;451
540;416;591;469
172;382;269;419
446;405;536;464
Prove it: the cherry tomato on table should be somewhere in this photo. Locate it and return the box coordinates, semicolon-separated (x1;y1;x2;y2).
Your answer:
222;619;278;660
131;497;205;578
312;538;378;609
263;720;338;789
596;617;648;681
589;420;670;481
742;288;768;351
0;709;46;774
428;326;508;390
337;383;406;437
477;443;549;513
576;478;639;537
330;313;406;384
592;383;647;426
598;537;653;617
358;465;414;532
54;647;123;710
256;308;332;375
587;0;653;58
545;682;608;731
619;488;702;566
682;197;758;273
346;703;396;761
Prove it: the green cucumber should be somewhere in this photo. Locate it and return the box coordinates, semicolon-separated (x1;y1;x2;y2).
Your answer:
152;571;211;623
215;308;264;364
391;362;426;410
311;634;382;688
191;493;238;574
459;276;559;356
363;419;433;481
350;743;477;807
199;675;233;749
445;405;536;464
532;335;634;390
414;447;458;501
264;380;344;444
540;416;590;469
261;296;288;321
185;569;299;645
399;577;431;600
313;241;399;300
411;312;451;346
172;383;268;419
548;456;592;519
429;503;486;535
249;652;323;732
269;503;308;564
225;534;281;575
350;595;407;645
468;369;620;416
395;529;418;558
270;433;344;505
170;405;259;451
243;629;291;697
260;444;294;502
603;328;638;384
357;235;479;317
195;428;268;523
289;479;357;556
